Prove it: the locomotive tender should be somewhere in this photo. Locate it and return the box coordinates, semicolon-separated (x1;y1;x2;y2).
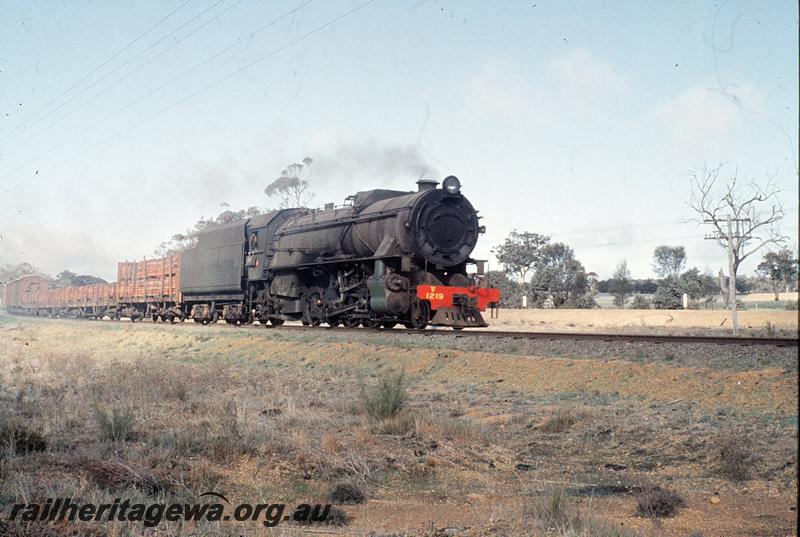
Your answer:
3;176;500;329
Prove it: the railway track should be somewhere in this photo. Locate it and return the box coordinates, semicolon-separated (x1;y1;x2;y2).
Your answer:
6;314;797;347
266;324;798;347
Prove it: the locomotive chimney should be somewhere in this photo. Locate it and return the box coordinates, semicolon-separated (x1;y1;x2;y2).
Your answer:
416;179;438;192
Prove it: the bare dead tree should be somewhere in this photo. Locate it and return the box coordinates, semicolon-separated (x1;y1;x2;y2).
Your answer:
690;164;787;275
689;163;788;334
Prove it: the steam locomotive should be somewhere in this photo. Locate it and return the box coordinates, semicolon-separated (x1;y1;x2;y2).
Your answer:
3;176;500;329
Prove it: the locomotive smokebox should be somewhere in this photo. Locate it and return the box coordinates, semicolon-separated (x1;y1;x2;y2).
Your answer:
407;185;479;266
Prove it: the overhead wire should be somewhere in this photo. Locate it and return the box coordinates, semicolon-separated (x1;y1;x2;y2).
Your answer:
0;0;194;145
2;0;244;155
0;0;320;187
1;0;376;195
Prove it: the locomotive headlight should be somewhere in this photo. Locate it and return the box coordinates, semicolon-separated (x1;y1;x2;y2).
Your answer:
442;175;461;195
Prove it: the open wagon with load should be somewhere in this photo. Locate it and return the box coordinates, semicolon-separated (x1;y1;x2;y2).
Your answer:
2;255;183;322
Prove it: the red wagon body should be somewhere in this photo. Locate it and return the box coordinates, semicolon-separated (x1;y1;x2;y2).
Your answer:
2;254;182;318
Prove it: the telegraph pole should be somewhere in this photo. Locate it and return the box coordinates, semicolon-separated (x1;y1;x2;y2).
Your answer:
725;216;738;336
704;216;750;336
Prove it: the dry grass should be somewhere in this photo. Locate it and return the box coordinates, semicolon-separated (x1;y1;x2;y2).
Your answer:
519;487;642;536
82;460;162;495
91;403;135;442
486;308;799;337
0;316;796;536
539;409;584;433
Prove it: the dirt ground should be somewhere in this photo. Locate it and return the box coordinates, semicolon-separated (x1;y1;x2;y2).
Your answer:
486;308;799;337
0;314;797;537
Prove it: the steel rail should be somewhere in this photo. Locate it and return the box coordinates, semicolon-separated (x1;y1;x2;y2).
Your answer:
267;324;798;347
5;313;797;347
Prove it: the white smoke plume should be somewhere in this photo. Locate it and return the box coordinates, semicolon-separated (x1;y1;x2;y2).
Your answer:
309;141;439;189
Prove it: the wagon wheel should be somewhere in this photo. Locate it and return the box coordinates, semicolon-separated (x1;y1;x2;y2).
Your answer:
302;287;325;327
381;321;398;329
327;317;341;327
362;317;381;329
342;316;360;328
403;300;429;330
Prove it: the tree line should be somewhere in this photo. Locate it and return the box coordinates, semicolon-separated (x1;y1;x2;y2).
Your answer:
488;236;797;310
0;265;107;289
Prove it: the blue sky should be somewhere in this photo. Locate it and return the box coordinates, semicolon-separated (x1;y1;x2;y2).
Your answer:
1;0;797;281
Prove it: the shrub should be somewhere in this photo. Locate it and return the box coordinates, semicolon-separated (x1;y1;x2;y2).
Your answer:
361;369;406;420
520;487;641;535
326;481;366;504
320;433;343;453
322;506;350;526
635;486;685;518
83;460;161;495
715;435;758;481
629;294;651;310
486;270;525;309
92;403;135;442
538;411;576;433
534;486;570;527
0;420;47;455
521;487;577;530
653;284;682;309
373;412;416;435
